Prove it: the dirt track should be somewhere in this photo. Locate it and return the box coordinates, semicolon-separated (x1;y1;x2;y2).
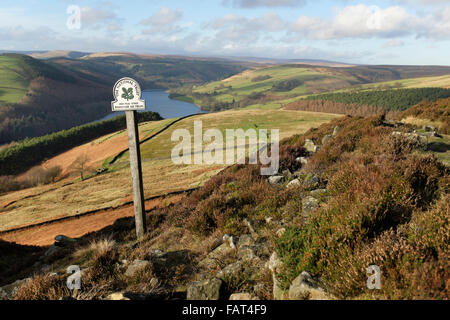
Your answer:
0;194;183;247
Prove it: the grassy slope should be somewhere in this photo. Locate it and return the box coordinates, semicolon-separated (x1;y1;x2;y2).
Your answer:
180;65;450;112
0;56;30;103
0;109;339;232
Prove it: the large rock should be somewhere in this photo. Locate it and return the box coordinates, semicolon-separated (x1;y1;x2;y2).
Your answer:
286;179;301;188
0;278;31;299
237;234;255;249
187;278;223;300
302;196;320;215
266;252;287;300
288;271;332;300
216;261;243;280
199;243;236;269
124;259;150;277
332;126;341;137
304;139;317;153
268;175;284;185
321;134;332;145
295;157;308;165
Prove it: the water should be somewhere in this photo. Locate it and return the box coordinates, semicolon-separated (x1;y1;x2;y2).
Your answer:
97;90;206;122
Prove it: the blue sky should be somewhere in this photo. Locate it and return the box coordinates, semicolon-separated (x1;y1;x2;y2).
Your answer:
0;0;449;65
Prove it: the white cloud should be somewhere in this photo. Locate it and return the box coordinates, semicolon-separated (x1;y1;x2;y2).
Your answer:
289;4;450;40
140;6;183;35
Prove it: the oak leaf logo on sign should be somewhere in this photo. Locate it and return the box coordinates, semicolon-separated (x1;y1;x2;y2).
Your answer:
111;77;146;111
122;87;134;101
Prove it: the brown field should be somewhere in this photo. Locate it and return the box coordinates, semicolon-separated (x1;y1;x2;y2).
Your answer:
0;194;184;246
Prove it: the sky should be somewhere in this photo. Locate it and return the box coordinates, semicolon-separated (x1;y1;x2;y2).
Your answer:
0;0;450;65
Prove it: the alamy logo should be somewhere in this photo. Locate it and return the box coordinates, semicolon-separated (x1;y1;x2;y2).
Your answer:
66;5;81;30
366;265;381;289
171;121;279;175
66;265;81;290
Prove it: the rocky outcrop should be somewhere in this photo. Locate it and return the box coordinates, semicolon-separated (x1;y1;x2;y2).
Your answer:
187;278;223;300
124;259;150;277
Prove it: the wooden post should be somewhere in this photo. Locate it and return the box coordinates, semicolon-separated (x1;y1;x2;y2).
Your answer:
125;110;146;239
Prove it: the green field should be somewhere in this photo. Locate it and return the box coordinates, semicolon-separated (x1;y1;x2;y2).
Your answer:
0;55;30;103
173;64;450;112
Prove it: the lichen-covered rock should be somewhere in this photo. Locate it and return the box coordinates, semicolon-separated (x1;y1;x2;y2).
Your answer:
321;134;332;145
304;139;317;153
216;261;243;280
125;259;150;277
268;175;284;185
302;196;320;215
187;278;223;300
288;271;332;300
332;126;341;137
286;179;301;188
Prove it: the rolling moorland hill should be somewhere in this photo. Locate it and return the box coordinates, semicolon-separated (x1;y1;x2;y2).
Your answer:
0;108;448;300
170;64;450;112
0;53;250;144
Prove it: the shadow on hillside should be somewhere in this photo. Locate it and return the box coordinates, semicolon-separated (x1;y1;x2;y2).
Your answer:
428;141;450;153
0;239;46;286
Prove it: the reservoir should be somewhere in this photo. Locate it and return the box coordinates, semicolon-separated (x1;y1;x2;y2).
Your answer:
98;90;206;121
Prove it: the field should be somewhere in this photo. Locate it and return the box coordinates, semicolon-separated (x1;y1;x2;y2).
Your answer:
0;109;340;237
174;64;450;113
0;55;30;103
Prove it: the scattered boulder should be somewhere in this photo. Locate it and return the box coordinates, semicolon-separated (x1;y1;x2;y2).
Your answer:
391;131;428;149
304;139;317;153
229;293;259;300
243;218;259;239
124;259;150;277
223;234;237;249
187;278;223;300
237;246;259;263
302;196;320;215
321;134;332;145
199;243;236;269
295;157;308;165
268;175;284;185
0;278;31;299
237;235;255;249
107;292;130;300
288;271;332;300
286;179;301;188
216;261;243;280
266;252;287;300
423;125;436;132
282;169;293;180
332;126;341;137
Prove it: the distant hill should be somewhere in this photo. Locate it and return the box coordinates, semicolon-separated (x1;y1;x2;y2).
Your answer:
172;63;450;111
0;53;250;144
0;54;112;144
30;50;90;60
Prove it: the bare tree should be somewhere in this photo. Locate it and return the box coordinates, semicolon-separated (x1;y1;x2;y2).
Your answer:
70;154;91;181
